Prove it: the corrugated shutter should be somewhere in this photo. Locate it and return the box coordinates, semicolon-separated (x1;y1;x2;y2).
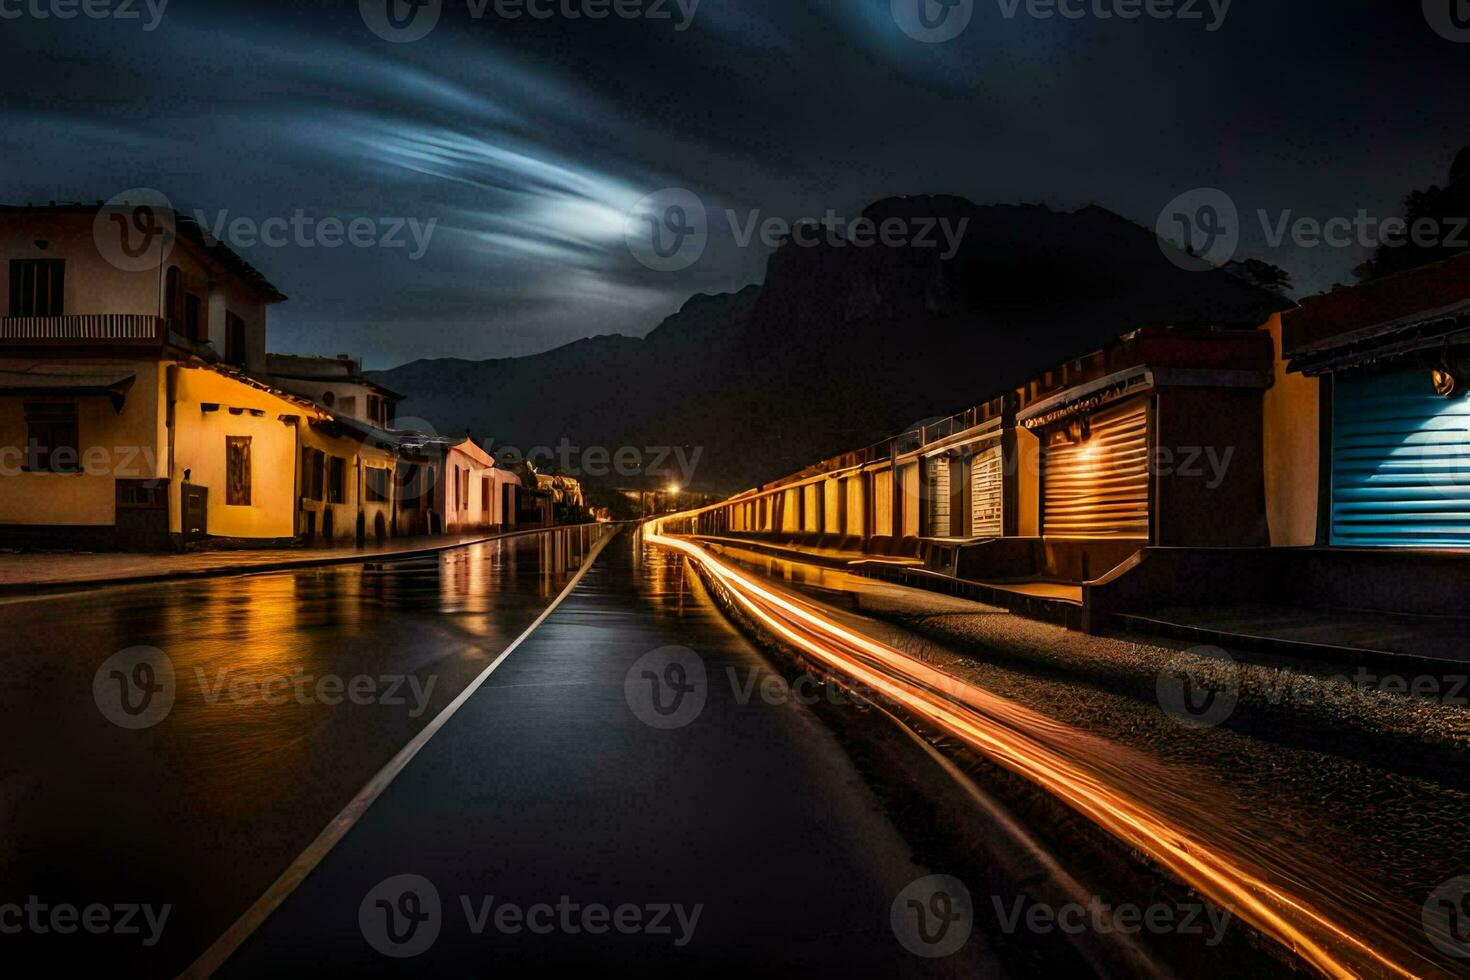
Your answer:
824;480;842;534
846;477;864;536
1332;371;1470;546
782;488;799;532
1042;398;1150;539
971;443;1003;537
927;456;951;536
873;471;894;538
902;463;920;537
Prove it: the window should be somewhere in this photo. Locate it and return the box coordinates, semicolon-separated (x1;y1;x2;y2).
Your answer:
481;475;490;513
328;456;346;504
9;260;65;316
184;293;203;342
367;396;382;426
225;313;246;366
461;469;470;512
366;466;390;503
452;465;460;511
302;448;325;501
164;266;182;327
22;402;78;473
226;436;252;506
117;481;164;508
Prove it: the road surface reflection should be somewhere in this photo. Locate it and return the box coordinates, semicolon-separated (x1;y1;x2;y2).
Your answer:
0;525;610;977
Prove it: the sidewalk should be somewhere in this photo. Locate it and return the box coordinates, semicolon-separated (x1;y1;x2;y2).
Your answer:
0;529;547;595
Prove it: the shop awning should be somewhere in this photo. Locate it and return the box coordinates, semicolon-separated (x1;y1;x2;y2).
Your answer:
1288;301;1470;376
0;369;136;412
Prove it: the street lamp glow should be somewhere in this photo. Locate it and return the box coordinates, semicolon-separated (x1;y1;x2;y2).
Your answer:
666;483;681;495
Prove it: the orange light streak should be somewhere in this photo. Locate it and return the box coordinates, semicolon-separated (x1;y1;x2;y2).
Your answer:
647;528;1422;980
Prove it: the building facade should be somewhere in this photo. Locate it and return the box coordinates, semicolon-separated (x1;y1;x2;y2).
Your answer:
0;203;402;549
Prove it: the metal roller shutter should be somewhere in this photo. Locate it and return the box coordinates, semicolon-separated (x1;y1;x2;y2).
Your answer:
927;456;951;537
1042;398;1150;539
1332;371;1470;546
846;477;864;536
970;443;1003;538
873;471;894;537
824;479;842;534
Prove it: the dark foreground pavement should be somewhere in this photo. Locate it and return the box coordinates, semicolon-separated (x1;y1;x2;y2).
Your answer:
217;529;1003;976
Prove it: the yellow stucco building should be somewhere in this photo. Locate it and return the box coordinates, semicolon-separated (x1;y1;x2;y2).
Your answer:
0;202;405;549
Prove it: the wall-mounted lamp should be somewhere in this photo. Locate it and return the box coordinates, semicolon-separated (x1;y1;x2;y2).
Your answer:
1432;364;1459;398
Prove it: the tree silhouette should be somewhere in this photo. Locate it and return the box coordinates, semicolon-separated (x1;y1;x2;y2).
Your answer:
1356;146;1470;280
1226;258;1293;294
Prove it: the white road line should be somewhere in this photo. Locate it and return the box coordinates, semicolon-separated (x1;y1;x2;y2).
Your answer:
178;526;619;979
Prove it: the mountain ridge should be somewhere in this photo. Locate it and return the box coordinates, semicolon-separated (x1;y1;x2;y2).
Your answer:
371;198;1288;491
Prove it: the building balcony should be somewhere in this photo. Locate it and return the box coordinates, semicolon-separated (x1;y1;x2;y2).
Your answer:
0;314;168;348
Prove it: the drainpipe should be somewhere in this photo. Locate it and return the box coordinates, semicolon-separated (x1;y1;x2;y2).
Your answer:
166;364;178;535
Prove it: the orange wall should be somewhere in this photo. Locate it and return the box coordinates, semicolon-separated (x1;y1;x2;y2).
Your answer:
1262;313;1321;546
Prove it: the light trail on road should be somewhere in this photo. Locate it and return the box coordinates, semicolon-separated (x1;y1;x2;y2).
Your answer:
647;527;1430;980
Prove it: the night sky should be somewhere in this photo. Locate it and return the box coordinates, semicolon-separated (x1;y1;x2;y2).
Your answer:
4;0;1469;368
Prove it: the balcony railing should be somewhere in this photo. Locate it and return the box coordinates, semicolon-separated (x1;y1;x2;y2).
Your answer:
0;314;167;345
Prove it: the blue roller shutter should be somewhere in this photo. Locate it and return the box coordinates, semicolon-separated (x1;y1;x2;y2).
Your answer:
1331;370;1470;547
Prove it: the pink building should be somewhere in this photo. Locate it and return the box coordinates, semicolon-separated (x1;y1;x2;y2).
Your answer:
433;438;521;533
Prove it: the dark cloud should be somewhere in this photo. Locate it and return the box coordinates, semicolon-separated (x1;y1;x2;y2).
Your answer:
4;0;1470;367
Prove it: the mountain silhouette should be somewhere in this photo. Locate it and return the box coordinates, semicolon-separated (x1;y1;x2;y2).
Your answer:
372;197;1288;492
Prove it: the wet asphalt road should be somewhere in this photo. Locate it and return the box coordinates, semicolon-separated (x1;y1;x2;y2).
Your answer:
217;529;1000;977
0;525;609;977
